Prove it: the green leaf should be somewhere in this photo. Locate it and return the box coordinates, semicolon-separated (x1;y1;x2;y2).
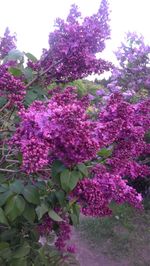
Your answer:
18;152;22;163
4;49;24;63
73;203;80;216
55;190;65;206
0;242;9;250
69;171;80;191
0;184;8;193
10;180;24;194
0;207;9;226
24;86;45;105
0;174;5;184
0;191;13;207
77;163;88;176
60;169;80;192
38;247;49;265
13;241;30;258
25;52;37;62
60;169;71;192
51;160;66;178
69;201;80;226
30;229;40;242
10;258;27;266
8;67;22;77
5;195;25;221
35;181;46;191
0;229;17;242
24;90;38;105
23;67;34;82
23;203;36;223
0;242;11;259
70;213;78;226
0;242;9;251
48;209;63;222
98;148;113;158
36;203;48;220
25;86;45;105
23;185;40;205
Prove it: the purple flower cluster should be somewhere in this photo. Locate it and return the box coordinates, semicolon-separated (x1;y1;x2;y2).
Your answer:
0;28;16;60
38;215;53;235
97;93;150;179
38;214;74;253
11;87;100;172
55;221;72;252
72;178;112;216
108;32;150;98
11;89;150;182
73;171;142;217
0;64;26;108
38;0;111;85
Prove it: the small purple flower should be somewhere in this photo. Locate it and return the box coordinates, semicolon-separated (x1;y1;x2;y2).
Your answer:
88;94;95;100
96;89;106;96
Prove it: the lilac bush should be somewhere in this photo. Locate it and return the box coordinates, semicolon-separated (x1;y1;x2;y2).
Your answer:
108;32;150;100
0;1;149;265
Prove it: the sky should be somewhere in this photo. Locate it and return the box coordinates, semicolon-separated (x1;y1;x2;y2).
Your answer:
0;0;150;71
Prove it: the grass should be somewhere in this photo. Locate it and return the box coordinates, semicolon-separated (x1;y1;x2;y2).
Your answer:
77;203;150;265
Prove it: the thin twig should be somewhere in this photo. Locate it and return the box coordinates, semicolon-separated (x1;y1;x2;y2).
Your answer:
0;129;15;133
0;100;11;113
6;107;15;121
0;168;20;173
6;159;19;163
0;156;5;166
25;59;63;88
38;168;51;171
140;158;150;164
6;163;18;169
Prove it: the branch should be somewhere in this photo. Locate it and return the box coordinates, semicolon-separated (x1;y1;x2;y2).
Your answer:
0;156;5;166
0;168;20;173
0;129;15;133
6;159;19;163
140;158;150;164
25;59;63;88
0;100;11;113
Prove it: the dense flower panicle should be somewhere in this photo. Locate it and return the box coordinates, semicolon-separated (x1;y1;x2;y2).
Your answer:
12;134;49;173
38;214;74;253
11;87;100;172
96;118;123;145
108;32;150;98
135;98;150;131
27;60;41;72
96;93;150;179
38;0;111;85
11;89;150;180
49;86;81;106
55;221;72;252
96;89;106;96
38;215;53;235
0;28;16;60
44;104;99;166
73;178;112;216
107;158;150;179
0;64;26;108
66;4;81;24
73;172;143;217
109;175;143;209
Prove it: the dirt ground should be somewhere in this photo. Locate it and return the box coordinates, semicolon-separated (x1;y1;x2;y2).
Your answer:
72;206;150;266
73;230;129;266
